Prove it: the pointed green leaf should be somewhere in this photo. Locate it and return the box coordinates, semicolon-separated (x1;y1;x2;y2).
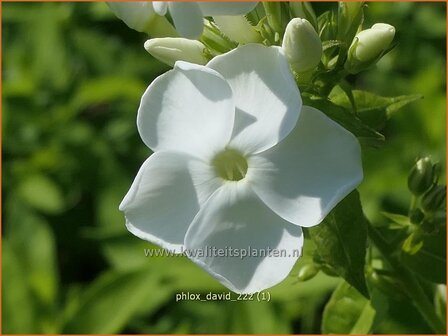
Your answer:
381;212;412;227
331;90;422;130
308;191;369;297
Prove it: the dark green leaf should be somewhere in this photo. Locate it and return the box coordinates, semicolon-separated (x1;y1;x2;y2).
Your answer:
331;90;422;130
308;191;369;297
402;228;446;283
303;95;385;148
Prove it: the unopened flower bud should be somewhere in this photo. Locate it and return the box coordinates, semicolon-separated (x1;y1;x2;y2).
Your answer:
421;185;446;213
290;2;318;31
213;16;261;44
282;18;322;73
144;38;208;67
408;157;435;195
296;263;319;282
345;23;395;74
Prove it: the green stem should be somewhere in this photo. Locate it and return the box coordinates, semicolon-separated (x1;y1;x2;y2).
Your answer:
409;194;418;215
368;225;445;334
262;2;285;35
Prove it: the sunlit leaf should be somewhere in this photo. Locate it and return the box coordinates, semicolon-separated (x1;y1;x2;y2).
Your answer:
18;174;65;214
2;240;37;333
322;281;375;334
62;269;170;333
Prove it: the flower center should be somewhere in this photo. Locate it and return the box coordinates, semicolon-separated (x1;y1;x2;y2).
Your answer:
212;148;248;181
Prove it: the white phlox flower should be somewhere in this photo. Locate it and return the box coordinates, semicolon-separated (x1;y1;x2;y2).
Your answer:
108;1;258;39
120;44;363;294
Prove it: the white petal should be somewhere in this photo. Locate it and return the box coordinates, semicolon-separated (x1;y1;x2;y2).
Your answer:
207;44;302;154
120;151;222;253
168;2;204;39
249;106;363;227
152;1;168;15
107;2;155;32
184;181;303;293
198;2;258;16
138;61;235;160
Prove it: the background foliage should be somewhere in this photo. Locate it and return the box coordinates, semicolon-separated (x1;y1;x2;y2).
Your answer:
2;2;446;334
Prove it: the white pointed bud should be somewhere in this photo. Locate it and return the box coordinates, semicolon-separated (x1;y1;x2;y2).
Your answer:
345;23;395;73
282;18;322;73
213;16;261;44
290;2;318;31
352;23;395;62
144;38;208;67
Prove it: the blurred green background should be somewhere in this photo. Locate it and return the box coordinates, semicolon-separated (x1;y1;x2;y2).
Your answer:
2;2;446;334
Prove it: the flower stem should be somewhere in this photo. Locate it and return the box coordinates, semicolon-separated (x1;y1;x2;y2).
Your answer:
367;224;445;334
409;194;418;210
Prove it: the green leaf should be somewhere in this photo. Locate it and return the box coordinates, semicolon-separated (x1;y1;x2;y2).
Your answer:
322;281;376;334
435;284;446;325
381;211;412;229
230;302;290;334
308;191;369;297
18;217;59;307
2;240;37;333
18;174;65;214
321;39;343;52
331;90;422;130
62;269;170;333
303;95;385;148
71;76;146;112
6;199;59;309
381;212;411;226
402;228;446;283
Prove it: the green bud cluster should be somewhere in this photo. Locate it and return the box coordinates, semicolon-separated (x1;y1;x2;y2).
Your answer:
393;157;447;255
382;157;444;256
407;156;445;216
